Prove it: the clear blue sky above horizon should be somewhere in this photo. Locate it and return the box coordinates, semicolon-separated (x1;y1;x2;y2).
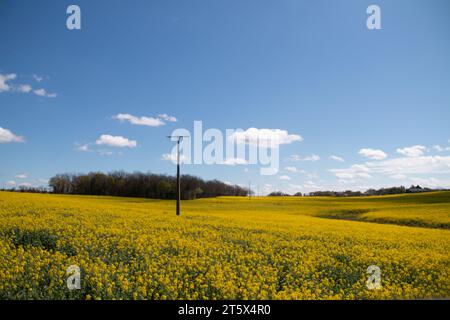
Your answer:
1;0;450;194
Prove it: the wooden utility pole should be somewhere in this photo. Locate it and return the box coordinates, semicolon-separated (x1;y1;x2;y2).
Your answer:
167;135;188;216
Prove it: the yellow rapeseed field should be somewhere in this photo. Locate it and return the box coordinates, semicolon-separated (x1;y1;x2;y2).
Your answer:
0;191;449;300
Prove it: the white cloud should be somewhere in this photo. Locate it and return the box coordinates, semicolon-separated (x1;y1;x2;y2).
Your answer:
223;157;248;165
1;73;55;97
358;148;387;160
19;182;33;188
76;141;123;156
95;135;137;148
0;73;17;92
329;155;344;162
34;88;46;96
34;88;57;98
303;154;320;162
15;174;27;179
114;113;165;127
230;128;302;148
18;84;32;93
288;155;301;161
279;175;291;181
0;127;25;143
33;74;44;82
330;164;372;180
390;174;407;180
303;180;319;189
77;144;91;152
331;155;450;181
161;153;187;163
432;145;450;152
288;154;320;162
98;150;114;156
6;181;16;186
284;166;306;173
396;145;426;157
161;153;174;161
158;114;177;122
367;155;450;175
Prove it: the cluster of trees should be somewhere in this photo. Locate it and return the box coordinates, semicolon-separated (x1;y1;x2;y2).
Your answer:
48;171;249;200
308;185;434;197
0;186;50;193
268;191;302;197
266;185;438;197
308;190;364;197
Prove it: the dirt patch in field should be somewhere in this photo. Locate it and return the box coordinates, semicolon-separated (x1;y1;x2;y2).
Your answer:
316;209;371;221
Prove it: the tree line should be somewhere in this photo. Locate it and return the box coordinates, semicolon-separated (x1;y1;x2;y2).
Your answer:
268;191;303;197
268;185;440;197
308;185;434;197
47;171;249;200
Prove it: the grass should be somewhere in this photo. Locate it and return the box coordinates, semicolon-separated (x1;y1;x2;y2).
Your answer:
0;191;449;299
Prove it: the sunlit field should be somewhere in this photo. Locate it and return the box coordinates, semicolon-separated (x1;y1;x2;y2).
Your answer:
0;191;449;300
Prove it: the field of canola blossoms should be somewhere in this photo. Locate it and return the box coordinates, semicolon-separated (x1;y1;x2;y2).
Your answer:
0;191;449;299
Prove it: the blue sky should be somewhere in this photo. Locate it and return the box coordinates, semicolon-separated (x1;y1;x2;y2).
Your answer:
1;0;450;194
